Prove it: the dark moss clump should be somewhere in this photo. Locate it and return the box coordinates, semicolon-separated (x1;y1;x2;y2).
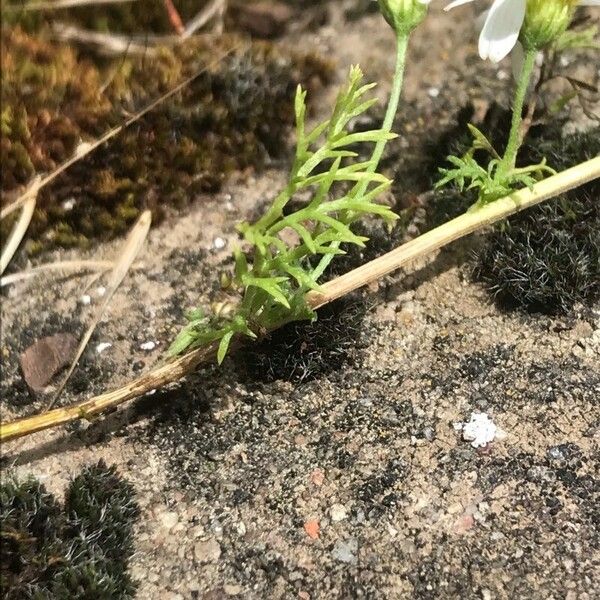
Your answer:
473;127;600;313
1;28;333;254
235;297;368;384
0;460;139;599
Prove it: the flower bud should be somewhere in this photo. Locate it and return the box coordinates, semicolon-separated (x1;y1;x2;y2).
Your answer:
377;0;430;35
520;0;577;51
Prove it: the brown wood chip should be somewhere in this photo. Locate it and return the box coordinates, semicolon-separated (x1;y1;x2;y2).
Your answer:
20;333;78;393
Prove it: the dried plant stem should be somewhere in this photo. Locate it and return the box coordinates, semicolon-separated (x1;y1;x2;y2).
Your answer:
45;211;152;410
9;0;137;10
1;156;598;443
0;260;116;287
0;183;38;275
310;156;600;307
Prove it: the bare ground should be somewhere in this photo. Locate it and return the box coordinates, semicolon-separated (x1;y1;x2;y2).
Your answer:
1;6;599;599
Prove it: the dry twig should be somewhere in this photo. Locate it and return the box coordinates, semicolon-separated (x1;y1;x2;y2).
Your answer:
0;260;115;287
0;180;38;276
44;211;151;411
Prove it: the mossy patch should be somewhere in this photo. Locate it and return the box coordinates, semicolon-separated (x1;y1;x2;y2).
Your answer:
1;26;333;254
473;126;600;313
427;104;599;314
0;460;139;599
235;296;369;384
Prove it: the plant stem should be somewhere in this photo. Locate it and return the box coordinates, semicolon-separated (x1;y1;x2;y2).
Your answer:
3;156;599;443
311;32;410;281
365;33;410;180
500;48;537;175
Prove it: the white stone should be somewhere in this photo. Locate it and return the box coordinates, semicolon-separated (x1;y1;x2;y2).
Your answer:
213;237;226;250
96;342;112;354
329;504;348;522
455;412;504;448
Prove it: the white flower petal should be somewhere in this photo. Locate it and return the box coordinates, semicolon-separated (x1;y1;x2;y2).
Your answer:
479;0;526;63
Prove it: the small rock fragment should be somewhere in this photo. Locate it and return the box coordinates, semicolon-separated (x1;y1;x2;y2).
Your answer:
233;2;293;38
310;468;325;486
96;342;112;354
304;519;320;540
140;341;158;351
455;412;505;448
332;538;358;564
213;236;226;250
194;538;221;563
329;504;348;522
159;511;178;530
223;584;243;596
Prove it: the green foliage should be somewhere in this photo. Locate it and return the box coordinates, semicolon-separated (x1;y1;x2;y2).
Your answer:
0;461;139;599
170;66;398;362
554;24;600;51
436;124;555;206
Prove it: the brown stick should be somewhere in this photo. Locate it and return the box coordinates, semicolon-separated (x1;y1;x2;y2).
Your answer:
2;157;599;443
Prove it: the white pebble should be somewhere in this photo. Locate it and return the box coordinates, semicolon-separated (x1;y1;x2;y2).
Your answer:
427;87;440;98
455;412;504;448
96;286;107;297
140;341;157;351
96;342;112;354
329;504;348;522
213;237;226;250
80;294;91;305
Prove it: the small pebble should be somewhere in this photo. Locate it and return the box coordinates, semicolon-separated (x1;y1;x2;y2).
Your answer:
140;341;158;351
80;294;91;305
332;538;358;564
95;342;112;354
213;237;226;250
194;538;221;563
329;504;348;522
223;584;242;596
455;412;505;448
160;511;178;530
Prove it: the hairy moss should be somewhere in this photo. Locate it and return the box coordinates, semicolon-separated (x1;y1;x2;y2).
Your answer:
473;126;600;313
0;461;139;599
1;27;333;254
236;297;368;384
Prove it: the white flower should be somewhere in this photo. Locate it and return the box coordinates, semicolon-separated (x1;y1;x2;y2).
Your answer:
445;0;600;62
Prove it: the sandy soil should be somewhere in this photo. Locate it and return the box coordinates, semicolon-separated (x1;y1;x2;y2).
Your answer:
1;5;599;599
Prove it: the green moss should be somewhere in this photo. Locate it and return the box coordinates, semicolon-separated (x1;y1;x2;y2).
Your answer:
0;461;139;599
1;26;333;254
